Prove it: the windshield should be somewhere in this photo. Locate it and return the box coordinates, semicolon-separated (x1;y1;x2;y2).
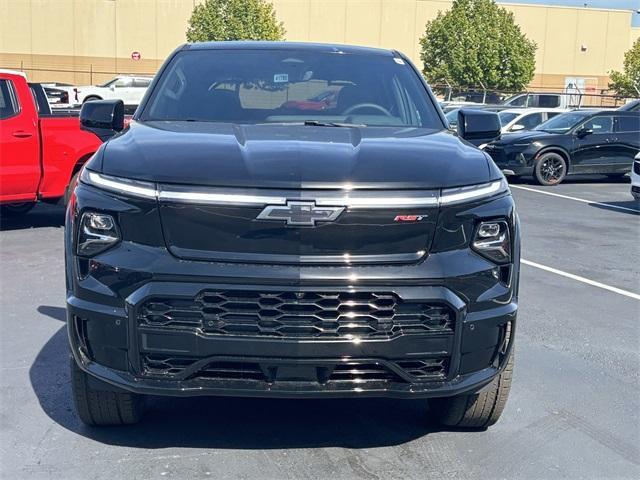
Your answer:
534;111;590;133
503;94;526;107
498;111;519;126
98;78;117;88
140;49;442;128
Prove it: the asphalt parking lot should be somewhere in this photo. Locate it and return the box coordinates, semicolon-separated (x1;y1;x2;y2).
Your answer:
1;176;638;480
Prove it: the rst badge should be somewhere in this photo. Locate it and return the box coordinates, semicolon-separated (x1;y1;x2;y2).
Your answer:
257;201;344;226
394;215;428;222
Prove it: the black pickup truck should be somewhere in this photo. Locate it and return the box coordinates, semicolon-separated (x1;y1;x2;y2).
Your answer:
66;42;519;428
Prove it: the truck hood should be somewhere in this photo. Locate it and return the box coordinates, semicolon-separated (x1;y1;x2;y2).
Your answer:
100;121;493;189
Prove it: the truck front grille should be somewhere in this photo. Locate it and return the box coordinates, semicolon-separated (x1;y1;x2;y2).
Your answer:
141;354;449;383
138;290;454;339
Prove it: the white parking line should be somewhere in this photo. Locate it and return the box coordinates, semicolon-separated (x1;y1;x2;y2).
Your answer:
522;259;640;300
510;185;639;214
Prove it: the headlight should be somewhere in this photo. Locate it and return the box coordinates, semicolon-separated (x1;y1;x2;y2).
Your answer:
80;168;157;199
472;220;511;264
440;178;509;205
77;212;120;256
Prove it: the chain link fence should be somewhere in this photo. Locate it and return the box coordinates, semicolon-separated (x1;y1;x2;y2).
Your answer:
430;83;634;108
6;64;637;110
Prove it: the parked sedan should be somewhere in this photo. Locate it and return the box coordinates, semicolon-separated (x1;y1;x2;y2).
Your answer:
73;75;153;105
497;108;566;133
484;110;640;185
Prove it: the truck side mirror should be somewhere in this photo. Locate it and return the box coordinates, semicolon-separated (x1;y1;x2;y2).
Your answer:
457;109;501;146
80;99;125;141
575;127;593;138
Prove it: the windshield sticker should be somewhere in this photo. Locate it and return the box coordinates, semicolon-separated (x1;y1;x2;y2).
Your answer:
274;73;289;83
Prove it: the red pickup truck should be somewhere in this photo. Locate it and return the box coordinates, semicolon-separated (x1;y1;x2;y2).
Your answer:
0;70;102;216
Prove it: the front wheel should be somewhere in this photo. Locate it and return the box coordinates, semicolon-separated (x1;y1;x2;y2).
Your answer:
70;357;144;426
429;353;514;429
534;153;567;186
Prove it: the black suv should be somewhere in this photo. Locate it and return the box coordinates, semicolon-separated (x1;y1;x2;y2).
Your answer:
66;42;519;428
484;110;640;185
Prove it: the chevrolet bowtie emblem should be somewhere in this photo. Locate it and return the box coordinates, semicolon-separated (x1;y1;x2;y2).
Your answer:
257;201;344;226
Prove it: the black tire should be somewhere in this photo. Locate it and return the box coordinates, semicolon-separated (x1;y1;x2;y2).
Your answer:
0;202;36;217
430;352;514;429
83;95;102;103
64;170;81;206
534;152;567;186
70;356;143;426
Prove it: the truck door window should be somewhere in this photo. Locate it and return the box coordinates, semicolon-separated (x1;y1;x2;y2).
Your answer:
133;78;151;88
114;78;133;88
581;116;613;134
0;80;20;119
538;95;560;108
615;115;640;133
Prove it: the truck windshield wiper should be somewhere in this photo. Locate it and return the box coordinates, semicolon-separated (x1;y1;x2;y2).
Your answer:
303;120;366;128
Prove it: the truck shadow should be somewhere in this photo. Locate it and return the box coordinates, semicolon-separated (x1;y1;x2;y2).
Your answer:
31;305;457;450
589;200;640;216
0;204;65;231
507;176;640;215
509;174;630;185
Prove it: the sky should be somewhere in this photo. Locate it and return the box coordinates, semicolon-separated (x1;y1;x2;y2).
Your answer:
497;0;640;26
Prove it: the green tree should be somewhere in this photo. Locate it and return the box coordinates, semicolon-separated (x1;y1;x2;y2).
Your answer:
186;0;285;43
419;0;536;91
609;39;640;97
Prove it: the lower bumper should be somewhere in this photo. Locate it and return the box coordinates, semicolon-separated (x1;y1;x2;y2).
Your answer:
67;282;517;400
76;352;508;399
